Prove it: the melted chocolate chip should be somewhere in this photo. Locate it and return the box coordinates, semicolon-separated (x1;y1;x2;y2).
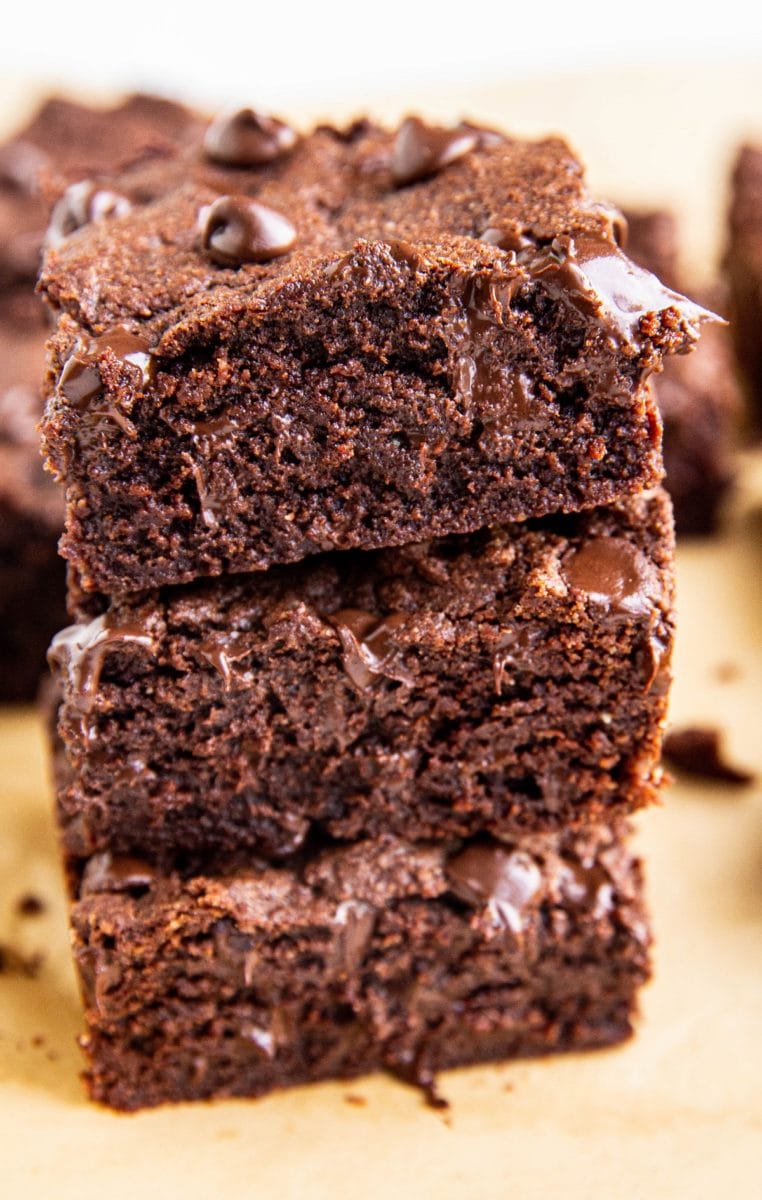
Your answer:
663;727;754;786
519;233;714;348
327;608;414;692
446;842;542;933
203;108;297;166
198;632;256;690
479;223;532;254
492;625;540;695
392;117;477;186
48;614;155;717
200;195;296;267
58;327;153;408
333;900;375;974
81;852;156;895
560;860;613;915
562;537;658;618
46;181;131;248
450;273;545;428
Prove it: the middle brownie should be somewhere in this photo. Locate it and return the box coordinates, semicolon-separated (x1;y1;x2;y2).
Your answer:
50;489;673;869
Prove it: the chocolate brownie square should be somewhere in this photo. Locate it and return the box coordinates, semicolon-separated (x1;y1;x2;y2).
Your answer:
0;93;204;699
725;144;762;426
0;293;66;699
49;490;674;868
0;93;204;288
623;208;741;534
71;823;650;1110
39;114;709;597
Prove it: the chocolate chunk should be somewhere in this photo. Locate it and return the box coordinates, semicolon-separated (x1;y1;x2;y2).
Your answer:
392;117;477;186
562;536;659;618
200;195;296;266
203;108;297;166
46;181;131;248
663;727;754;786
446;842;542;933
58;327;153;408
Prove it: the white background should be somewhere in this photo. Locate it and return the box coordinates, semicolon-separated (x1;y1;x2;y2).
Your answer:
2;1;762;111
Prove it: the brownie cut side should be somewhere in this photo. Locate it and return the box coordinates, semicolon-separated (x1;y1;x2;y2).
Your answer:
39;118;711;596
71;823;650;1111
49;490;674;868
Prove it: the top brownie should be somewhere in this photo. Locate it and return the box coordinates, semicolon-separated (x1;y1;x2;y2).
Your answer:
40;113;711;596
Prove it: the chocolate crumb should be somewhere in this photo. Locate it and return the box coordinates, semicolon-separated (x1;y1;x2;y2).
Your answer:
344;1093;367;1107
713;662;741;684
0;944;44;977
664;726;755;786
16;893;46;917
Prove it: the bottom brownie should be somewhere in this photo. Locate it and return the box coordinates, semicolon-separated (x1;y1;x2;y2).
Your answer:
71;823;649;1111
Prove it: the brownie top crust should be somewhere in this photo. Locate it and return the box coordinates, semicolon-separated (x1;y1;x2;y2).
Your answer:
40;115;711;361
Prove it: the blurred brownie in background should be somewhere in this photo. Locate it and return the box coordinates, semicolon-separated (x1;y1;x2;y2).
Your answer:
0;292;66;700
623;208;742;535
0;93;203;700
725;144;762;429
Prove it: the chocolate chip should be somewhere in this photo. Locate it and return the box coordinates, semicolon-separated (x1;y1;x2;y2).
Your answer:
200;195;296;267
46;181;132;248
16;894;45;917
203;108;297;166
392;117;478;186
663;727;754;786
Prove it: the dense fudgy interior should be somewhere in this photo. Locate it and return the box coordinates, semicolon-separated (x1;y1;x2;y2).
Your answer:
72;825;650;1110
39;122;707;596
50;491;674;868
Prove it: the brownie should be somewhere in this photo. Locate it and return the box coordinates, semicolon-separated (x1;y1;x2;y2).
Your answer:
48;490;674;868
623;208;741;534
725;144;762;426
0;93;204;289
71;823;650;1111
0;93;204;700
39;113;710;597
0;293;67;699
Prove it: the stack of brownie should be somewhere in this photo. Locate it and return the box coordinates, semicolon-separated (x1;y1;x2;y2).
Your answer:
40;110;711;1110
